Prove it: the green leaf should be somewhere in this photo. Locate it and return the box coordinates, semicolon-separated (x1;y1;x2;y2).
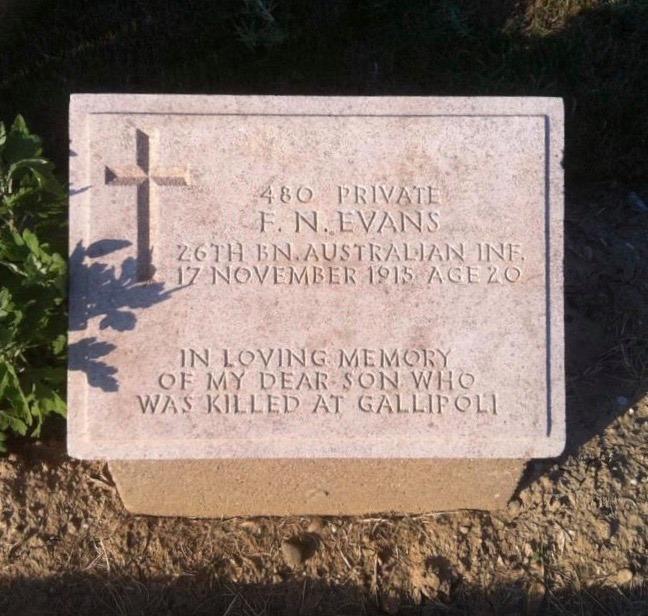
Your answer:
21;228;41;255
30;367;66;385
8;157;50;178
7;158;63;199
3;117;42;164
52;334;66;355
0;363;31;424
9;227;26;247
0;364;11;399
0;411;28;436
0;115;67;446
34;383;67;418
0;287;13;314
11;115;28;134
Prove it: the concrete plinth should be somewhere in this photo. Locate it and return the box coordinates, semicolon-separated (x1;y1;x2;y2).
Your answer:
109;459;526;517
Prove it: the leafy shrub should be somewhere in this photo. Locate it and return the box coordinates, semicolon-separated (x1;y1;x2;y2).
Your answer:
0;116;67;451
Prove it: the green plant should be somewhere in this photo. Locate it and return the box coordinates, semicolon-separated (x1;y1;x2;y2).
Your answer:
0;115;67;451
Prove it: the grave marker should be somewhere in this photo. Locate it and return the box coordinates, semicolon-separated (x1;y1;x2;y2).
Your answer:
68;95;564;514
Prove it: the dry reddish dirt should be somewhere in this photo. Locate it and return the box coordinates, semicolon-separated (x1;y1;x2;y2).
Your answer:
0;187;646;615
0;401;645;616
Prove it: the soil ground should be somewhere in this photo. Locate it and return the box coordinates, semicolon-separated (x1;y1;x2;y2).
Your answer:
1;187;647;615
0;397;645;615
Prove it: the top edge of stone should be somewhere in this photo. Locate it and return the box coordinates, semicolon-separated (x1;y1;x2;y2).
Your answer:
69;93;564;117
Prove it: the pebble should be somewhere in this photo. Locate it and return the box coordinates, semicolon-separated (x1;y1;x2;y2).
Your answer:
281;539;305;568
593;519;612;541
615;568;633;585
507;499;522;516
240;520;261;533
539;476;553;491
307;517;324;533
491;517;505;530
426;571;441;591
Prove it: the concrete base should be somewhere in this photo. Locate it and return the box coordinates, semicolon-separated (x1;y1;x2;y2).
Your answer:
108;459;526;517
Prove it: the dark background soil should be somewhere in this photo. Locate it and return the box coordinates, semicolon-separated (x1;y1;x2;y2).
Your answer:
2;0;648;183
0;1;647;614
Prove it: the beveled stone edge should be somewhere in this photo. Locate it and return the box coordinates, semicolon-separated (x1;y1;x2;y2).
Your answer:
67;95;565;461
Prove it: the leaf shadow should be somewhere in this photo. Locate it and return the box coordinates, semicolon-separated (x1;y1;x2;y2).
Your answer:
68;239;180;393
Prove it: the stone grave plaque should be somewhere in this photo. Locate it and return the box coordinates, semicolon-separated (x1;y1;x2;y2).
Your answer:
68;95;564;464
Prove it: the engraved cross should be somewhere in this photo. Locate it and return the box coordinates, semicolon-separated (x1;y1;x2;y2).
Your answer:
105;129;190;281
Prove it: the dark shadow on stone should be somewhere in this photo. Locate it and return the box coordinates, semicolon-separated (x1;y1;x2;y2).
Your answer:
67;337;118;392
68;239;181;393
68;183;91;196
85;238;131;259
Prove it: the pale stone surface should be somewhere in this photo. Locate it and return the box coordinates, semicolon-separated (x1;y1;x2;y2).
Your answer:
68;95;564;461
109;459;526;516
